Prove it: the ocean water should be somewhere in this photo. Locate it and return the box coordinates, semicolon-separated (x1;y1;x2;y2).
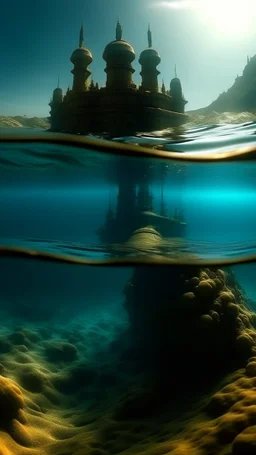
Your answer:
0;125;256;455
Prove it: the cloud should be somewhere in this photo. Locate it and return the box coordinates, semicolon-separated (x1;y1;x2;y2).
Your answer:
150;0;198;9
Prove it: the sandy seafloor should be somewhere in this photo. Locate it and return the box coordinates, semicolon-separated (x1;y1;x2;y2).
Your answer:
0;262;256;455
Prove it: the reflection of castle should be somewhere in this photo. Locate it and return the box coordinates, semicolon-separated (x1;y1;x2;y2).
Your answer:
49;22;188;136
98;160;186;244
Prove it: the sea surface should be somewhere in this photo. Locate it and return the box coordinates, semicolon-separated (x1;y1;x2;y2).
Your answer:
0;123;256;455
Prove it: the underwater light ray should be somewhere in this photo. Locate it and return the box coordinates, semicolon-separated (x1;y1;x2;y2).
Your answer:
2;132;256;162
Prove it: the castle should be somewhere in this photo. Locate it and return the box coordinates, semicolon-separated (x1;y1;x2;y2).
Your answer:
49;21;188;136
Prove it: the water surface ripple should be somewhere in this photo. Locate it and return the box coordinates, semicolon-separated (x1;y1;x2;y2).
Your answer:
0;125;256;265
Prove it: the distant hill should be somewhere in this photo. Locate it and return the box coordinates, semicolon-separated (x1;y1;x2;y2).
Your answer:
0;116;49;129
195;55;256;114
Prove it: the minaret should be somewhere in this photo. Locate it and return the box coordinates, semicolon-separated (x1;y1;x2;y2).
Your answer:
51;77;63;104
170;65;187;113
70;23;93;92
139;25;161;92
103;21;136;90
49;77;63;130
161;79;166;94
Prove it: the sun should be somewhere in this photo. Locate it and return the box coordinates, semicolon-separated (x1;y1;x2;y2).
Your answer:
198;0;252;37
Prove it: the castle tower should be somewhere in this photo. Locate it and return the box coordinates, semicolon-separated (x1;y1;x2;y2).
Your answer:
161;79;166;94
70;23;93;92
50;77;63;106
170;65;187;113
49;77;63;130
103;20;136;89
139;25;161;92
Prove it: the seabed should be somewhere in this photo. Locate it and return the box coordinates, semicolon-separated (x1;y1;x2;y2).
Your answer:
0;264;255;455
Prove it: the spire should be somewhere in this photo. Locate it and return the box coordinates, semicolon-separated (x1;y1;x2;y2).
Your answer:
174;64;177;78
89;77;95;91
57;75;60;88
161;79;166;94
116;19;122;40
148;23;152;48
79;22;84;48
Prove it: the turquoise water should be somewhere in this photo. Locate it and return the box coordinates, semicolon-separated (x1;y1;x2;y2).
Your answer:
1;126;256;292
0;125;256;455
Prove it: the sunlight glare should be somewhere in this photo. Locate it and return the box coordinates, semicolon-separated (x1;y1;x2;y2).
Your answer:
197;0;252;37
151;0;254;38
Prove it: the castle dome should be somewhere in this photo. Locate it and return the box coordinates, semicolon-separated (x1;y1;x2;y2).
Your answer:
139;48;161;64
70;24;92;65
103;40;135;62
170;77;182;90
170;75;182;98
70;47;92;64
52;80;63;104
103;21;135;63
139;26;160;65
53;87;63;96
171;77;181;84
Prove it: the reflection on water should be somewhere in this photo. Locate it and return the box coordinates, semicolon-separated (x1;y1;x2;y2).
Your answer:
0;129;255;264
0;128;256;455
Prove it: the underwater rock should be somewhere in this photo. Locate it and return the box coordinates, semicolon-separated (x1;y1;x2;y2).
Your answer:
199;314;214;328
226;302;239;318
209;310;220;322
189;276;200;287
236;333;255;358
195;279;216;299
180;292;197;310
219;291;236;305
44;341;78;362
122;265;256;393
245;361;256;377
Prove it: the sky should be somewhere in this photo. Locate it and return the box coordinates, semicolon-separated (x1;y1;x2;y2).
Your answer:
1;0;256;117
